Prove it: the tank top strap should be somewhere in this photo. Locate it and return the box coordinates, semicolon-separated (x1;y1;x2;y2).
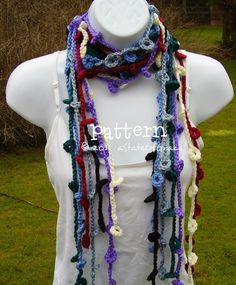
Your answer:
185;50;191;113
52;51;61;113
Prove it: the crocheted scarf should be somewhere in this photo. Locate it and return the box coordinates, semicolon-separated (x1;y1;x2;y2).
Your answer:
63;4;204;285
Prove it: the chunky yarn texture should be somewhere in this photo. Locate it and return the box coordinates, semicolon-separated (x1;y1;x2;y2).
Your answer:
63;4;204;285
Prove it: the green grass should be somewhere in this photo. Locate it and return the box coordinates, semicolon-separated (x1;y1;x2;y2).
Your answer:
0;147;58;285
174;25;223;56
0;26;236;285
192;59;236;284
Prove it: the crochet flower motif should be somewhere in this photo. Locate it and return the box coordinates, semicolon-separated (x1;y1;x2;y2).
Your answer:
74;192;82;202
188;219;198;234
63;139;76;154
139;37;155;51
108;81;120;94
152;172;164;188
155;70;169;83
188;146;201;162
105;54;122;68
175;159;184;174
158;266;167;280
188;184;199;198
76;259;86;270
176;122;184;135
188;252;198;266
82;55;100;69
159;158;171;171
104;247;117;264
123;51;137;63
190;127;201;140
160;200;170;215
175;207;184;218
110;225;123;237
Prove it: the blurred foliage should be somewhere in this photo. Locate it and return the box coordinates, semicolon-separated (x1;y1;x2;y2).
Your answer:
206;0;236;51
0;0;92;146
221;1;236;50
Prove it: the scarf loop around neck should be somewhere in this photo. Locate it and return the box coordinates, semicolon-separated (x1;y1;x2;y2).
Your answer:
63;4;204;285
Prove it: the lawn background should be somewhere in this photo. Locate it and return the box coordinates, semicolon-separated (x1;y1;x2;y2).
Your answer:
0;25;236;284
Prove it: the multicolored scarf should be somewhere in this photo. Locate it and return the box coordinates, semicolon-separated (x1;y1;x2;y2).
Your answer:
63;4;204;285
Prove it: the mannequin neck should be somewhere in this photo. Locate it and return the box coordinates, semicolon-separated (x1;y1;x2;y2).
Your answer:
87;0;150;50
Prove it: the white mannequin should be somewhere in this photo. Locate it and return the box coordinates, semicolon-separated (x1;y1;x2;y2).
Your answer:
5;1;234;284
6;0;233;165
6;0;234;165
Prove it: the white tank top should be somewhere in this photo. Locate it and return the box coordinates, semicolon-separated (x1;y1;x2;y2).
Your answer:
44;51;202;285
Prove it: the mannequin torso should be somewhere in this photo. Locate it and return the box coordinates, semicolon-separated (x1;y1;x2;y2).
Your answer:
5;1;234;284
6;51;233;164
6;0;234;164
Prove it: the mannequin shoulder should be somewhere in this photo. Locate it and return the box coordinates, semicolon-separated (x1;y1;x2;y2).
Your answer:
6;51;65;131
185;51;234;125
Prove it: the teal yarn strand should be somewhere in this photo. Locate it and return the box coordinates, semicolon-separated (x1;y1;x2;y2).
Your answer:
64;18;87;284
86;151;99;285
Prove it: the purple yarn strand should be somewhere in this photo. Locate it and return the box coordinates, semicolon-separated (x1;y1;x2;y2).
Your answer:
83;79;117;285
172;90;184;277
